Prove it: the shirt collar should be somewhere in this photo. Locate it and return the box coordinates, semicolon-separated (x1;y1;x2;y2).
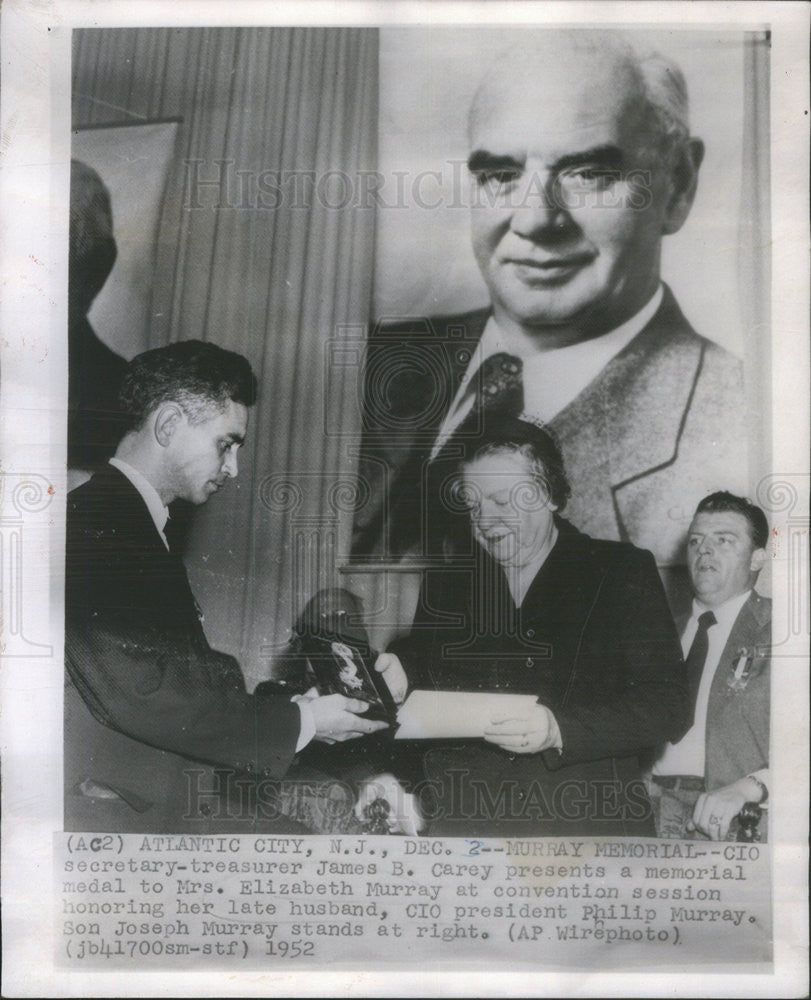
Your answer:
473;284;664;425
108;457;170;543
692;588;752;630
431;285;664;456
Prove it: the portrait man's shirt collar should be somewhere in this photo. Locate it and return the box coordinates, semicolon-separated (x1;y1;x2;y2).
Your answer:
433;282;663;457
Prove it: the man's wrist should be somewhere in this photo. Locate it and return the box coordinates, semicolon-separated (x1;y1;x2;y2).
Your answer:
295;701;316;751
546;708;563;752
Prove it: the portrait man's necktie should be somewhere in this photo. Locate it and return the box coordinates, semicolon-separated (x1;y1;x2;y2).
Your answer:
473;352;524;416
426;351;525;556
682;609;717;730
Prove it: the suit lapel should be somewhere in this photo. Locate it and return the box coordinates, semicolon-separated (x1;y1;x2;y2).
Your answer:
549;287;704;542
92;466;204;636
554;287;703;480
708;592;770;705
445;309;490;402
93;465;167;546
518;524;602;678
355;309;490;557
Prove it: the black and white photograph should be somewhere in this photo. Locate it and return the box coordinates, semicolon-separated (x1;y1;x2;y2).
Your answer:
0;1;808;995
63;20;774;836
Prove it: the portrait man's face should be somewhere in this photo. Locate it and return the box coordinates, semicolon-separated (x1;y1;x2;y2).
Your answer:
167;398;248;505
467;43;696;338
687;510;766;609
462;449;556;569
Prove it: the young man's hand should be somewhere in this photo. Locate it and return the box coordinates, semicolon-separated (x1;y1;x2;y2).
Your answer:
303;691;389;743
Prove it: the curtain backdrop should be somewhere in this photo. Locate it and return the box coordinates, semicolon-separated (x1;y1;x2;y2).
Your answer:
73;27;378;687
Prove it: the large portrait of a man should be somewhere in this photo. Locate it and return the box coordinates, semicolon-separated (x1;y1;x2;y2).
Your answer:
352;28;768;623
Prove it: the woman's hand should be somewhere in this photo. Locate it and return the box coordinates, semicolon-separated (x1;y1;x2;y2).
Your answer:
484;703;562;754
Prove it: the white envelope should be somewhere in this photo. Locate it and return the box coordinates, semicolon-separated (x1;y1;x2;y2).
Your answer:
394;689;538;739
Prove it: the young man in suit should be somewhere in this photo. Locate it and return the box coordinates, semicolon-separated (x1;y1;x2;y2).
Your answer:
650;492;771;840
64;340;387;833
354;31;748;611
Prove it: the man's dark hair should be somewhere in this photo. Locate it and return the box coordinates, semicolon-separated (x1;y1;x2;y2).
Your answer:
119;340;258;432
694;491;769;549
451;413;572;511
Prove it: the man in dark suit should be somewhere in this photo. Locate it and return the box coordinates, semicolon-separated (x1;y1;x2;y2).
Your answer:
353;31;747;610
650;492;771;840
367;416;688;837
65;340;387;833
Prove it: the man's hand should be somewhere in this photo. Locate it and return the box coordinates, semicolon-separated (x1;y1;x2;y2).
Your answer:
484;703;562;754
374;652;408;705
303;691;389;744
690;776;764;840
355;772;424;835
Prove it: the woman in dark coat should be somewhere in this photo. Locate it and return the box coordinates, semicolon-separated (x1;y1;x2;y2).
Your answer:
377;415;688;837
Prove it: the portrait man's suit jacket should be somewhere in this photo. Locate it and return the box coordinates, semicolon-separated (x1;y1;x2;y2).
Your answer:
64;464;301;832
389;519;689;837
701;590;771;793
353;286;748;582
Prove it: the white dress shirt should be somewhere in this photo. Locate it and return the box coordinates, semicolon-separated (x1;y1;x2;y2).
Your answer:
107;459;315;750
654;589;752;778
432;284;664;458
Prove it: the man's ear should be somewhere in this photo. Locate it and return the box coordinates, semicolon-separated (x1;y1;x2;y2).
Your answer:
661;137;705;236
153;403;184;448
749;546;768;575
